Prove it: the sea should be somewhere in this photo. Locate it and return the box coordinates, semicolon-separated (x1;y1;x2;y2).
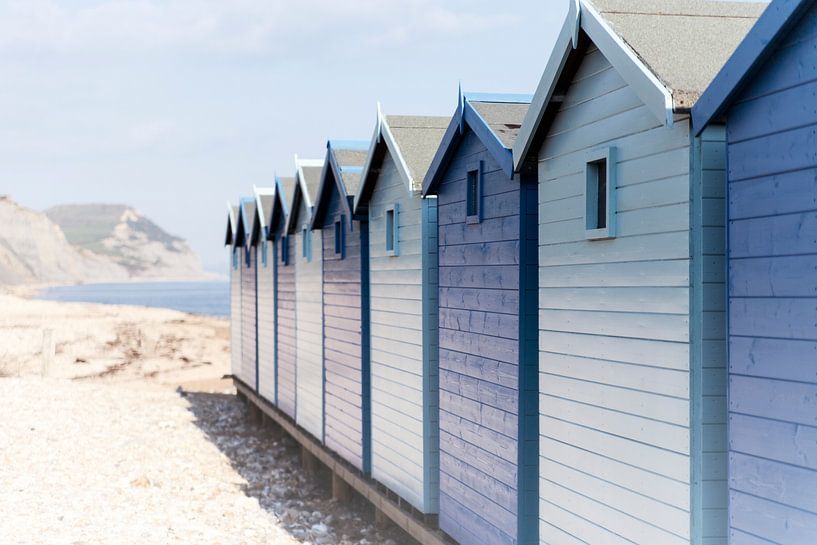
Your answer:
37;281;230;318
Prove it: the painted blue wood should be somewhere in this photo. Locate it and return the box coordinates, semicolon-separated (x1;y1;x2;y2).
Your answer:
428;127;538;545
229;245;242;379
317;169;371;473
240;242;257;391
694;2;817;541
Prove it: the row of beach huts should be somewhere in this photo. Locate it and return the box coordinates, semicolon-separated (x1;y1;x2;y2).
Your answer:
224;1;817;544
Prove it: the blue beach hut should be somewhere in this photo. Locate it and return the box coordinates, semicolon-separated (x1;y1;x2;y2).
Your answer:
237;197;258;392
311;140;371;472
693;1;817;541
252;186;276;403
286;158;325;432
225;203;242;381
513;2;764;543
353;108;448;514
421;92;536;545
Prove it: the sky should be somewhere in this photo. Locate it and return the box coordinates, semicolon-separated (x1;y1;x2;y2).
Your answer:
0;0;567;274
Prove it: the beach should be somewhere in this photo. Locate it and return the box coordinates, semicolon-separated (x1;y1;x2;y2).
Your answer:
0;292;410;545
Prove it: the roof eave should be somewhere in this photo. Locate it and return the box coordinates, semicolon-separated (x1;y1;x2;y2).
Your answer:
514;0;674;169
463;98;515;178
310;145;354;230
422;106;463;197
693;0;814;135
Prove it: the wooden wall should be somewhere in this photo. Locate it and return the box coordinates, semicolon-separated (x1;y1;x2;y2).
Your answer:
725;8;817;541
257;242;276;403
230;248;242;378
436;129;537;545
296;215;324;441
367;150;439;513
320;181;370;472
537;45;700;545
240;245;258;390
276;234;297;419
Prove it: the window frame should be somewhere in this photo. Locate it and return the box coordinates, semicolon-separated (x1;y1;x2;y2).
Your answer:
385;203;399;257
261;240;268;267
334;216;346;259
281;235;289;265
584;146;617;241
465;159;483;224
301;225;312;262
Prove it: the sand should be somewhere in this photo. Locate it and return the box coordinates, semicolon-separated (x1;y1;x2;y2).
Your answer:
0;293;413;545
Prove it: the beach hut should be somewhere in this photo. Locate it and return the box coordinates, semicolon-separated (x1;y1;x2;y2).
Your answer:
284;158;325;429
421;92;536;545
692;1;817;541
353;110;448;514
225;203;242;381
512;2;764;544
267;171;298;420
237;197;258;391
311;140;371;472
252;186;276;403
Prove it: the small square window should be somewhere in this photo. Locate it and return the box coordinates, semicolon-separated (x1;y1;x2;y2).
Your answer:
334;216;345;258
466;161;482;224
585;147;617;240
302;227;310;261
281;236;289;265
385;204;399;256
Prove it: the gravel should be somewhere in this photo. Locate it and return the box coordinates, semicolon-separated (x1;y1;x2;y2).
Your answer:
0;378;414;545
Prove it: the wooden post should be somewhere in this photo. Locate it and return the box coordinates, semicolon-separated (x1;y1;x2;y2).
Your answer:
332;472;352;502
41;329;54;378
301;447;319;474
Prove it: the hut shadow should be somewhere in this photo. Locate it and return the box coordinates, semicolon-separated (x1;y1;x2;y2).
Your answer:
180;389;416;545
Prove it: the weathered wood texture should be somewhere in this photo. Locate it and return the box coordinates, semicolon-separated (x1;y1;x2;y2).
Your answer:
240;245;258;390
367;150;439;514
257;242;276;403
726;9;817;542
276;234;297;419
436;129;538;545
296;214;324;441
536;45;726;545
230;249;242;378
320;181;370;472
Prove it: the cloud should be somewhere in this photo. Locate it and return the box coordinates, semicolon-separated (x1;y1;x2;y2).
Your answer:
0;0;521;56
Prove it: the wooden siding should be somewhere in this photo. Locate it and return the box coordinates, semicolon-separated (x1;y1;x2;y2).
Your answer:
257;243;276;403
296;222;324;440
320;183;370;472
230;249;242;378
367;151;439;513
241;245;258;390
537;45;706;545
726;10;817;543
277;235;297;419
437;129;538;545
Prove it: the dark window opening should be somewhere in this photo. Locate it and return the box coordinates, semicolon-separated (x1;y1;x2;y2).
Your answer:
466;169;480;220
386;208;395;252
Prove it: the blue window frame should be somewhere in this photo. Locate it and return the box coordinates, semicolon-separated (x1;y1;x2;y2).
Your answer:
302;226;312;262
334;216;345;259
584;147;617;240
385;203;399;256
261;241;268;267
232;249;238;269
281;236;288;265
466;160;482;224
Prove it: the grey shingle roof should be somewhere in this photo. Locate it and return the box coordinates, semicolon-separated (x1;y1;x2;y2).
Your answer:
301;166;323;203
278;176;296;206
331;147;368;197
589;0;768;109
469;102;530;149
258;194;274;226
385;115;449;191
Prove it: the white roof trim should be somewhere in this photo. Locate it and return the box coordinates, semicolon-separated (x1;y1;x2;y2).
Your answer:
253;184;275;230
294;154;321;209
226;201;237;234
513;0;673;169
380;117;416;193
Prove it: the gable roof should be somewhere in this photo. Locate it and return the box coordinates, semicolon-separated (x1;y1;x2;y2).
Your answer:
354;105;449;214
693;0;812;134
235;197;255;248
513;0;766;168
251;186;275;245
422;90;531;196
225;202;238;246
311;140;369;228
285;156;324;234
270;175;296;238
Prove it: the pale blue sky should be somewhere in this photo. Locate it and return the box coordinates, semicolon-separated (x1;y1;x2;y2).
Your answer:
0;0;567;273
0;0;763;274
